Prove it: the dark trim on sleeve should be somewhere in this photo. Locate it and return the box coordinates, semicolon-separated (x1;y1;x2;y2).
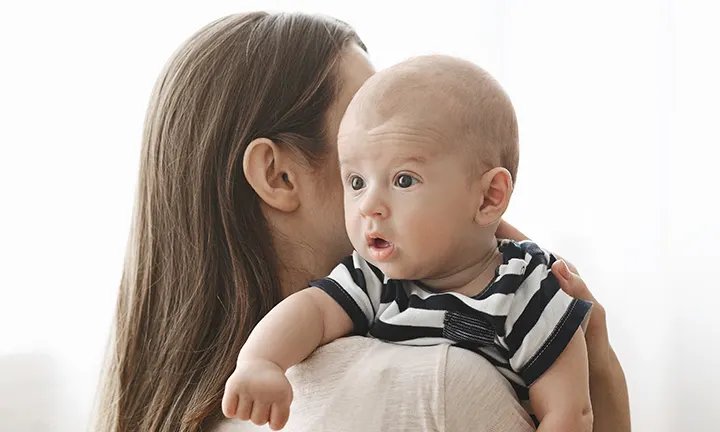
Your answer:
309;278;370;335
520;298;593;385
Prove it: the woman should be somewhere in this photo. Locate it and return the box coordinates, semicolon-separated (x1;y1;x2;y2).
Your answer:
97;11;629;432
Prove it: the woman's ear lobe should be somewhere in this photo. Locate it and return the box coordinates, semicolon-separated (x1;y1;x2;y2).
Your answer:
475;167;513;227
242;138;300;213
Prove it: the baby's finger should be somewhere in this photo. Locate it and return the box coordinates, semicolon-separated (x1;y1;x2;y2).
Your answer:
221;390;238;418
269;402;291;431
236;397;254;421
250;401;271;426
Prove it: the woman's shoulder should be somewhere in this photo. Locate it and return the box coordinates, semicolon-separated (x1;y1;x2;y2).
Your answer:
214;337;447;432
214;337;533;432
291;335;448;386
443;347;535;431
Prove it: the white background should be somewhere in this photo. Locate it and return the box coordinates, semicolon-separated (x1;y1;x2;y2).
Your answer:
1;1;718;430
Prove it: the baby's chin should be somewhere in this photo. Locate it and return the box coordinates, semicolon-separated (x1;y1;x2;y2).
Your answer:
366;258;418;281
378;266;407;280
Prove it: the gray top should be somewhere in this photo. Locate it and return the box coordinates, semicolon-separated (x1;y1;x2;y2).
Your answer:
214;336;534;432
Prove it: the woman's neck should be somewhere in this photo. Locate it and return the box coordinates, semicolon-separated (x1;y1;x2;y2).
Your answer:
270;220;335;299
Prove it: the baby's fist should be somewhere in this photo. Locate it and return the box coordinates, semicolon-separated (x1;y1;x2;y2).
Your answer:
222;359;293;430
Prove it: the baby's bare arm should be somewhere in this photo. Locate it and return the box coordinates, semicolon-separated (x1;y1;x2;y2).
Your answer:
238;287;354;370
222;288;354;428
530;329;594;432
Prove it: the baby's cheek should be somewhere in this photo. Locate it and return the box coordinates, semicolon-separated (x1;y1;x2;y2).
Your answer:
344;211;364;250
407;213;451;249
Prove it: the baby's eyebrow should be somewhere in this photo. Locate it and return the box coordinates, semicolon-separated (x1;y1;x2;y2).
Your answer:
391;155;428;165
338;157;354;166
339;153;430;168
339;154;428;166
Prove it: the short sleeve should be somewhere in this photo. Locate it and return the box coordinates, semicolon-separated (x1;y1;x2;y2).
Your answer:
498;243;592;385
308;251;386;335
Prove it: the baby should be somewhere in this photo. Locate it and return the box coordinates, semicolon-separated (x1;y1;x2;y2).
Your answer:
222;55;593;431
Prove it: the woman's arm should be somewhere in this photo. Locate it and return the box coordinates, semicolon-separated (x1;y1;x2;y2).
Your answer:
496;219;631;432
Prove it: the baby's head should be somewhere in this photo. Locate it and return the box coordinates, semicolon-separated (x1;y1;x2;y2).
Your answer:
337;55;519;280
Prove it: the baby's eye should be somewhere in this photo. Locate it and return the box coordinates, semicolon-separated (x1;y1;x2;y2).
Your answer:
350;175;365;191
395;174;418;188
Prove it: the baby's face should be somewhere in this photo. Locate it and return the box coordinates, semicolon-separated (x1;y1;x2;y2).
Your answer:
337;114;481;280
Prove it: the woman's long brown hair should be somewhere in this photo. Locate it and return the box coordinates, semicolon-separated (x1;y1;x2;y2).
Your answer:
96;12;365;431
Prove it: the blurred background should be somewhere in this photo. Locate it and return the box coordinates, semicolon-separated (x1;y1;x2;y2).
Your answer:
1;0;718;430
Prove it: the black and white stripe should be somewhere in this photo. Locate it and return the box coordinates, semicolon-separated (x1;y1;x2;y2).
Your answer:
309;239;592;400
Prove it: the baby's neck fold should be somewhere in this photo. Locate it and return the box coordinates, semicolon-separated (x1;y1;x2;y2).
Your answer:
420;237;502;297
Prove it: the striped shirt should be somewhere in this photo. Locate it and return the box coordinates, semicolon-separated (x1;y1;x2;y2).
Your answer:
309;239;592;401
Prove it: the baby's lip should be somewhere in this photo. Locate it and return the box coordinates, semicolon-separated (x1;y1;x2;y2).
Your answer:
365;232;395;251
366;232;388;244
365;233;396;262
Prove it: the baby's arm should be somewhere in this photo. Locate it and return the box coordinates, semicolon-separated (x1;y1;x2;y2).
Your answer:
236;286;353;370
222;287;353;430
530;328;593;432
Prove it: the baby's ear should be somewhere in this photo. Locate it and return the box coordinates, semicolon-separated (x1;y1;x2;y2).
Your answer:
474;167;513;227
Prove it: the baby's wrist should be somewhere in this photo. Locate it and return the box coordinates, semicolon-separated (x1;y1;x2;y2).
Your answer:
236;354;286;372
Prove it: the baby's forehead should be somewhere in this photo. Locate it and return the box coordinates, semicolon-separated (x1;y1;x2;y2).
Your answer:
340;100;464;158
342;79;462;141
337;115;458;167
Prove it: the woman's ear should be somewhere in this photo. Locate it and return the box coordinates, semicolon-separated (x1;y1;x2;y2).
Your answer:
242;138;300;212
474;167;513;227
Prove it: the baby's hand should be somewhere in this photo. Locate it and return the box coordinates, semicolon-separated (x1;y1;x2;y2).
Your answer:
222;359;293;430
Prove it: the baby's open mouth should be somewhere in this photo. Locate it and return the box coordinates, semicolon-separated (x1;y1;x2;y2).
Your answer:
369;236;392;249
366;234;395;261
